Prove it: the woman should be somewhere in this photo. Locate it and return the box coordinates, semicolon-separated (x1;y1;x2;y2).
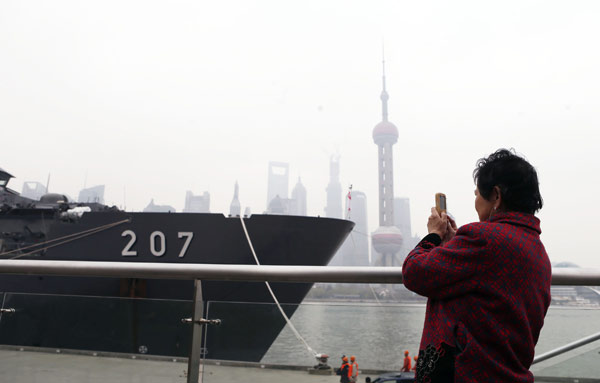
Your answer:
402;149;551;383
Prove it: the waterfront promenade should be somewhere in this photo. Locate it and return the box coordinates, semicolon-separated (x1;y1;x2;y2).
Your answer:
0;348;341;383
2;347;598;383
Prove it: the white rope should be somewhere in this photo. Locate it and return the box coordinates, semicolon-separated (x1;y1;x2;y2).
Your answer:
239;216;318;358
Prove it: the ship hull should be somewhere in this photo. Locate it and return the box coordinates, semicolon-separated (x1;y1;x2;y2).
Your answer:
0;211;353;361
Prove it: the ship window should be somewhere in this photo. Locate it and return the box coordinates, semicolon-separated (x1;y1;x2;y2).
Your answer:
0;180;6;186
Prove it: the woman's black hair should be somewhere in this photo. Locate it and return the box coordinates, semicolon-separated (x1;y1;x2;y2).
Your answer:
473;148;543;214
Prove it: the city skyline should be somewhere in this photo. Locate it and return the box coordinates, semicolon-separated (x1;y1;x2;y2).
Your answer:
2;1;599;268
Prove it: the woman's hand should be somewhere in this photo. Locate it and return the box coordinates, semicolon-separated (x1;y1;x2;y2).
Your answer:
427;207;448;238
442;214;457;245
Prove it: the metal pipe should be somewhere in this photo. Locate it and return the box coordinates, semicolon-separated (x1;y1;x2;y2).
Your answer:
186;280;204;383
532;330;600;364
550;267;600;286
0;260;403;283
0;260;599;285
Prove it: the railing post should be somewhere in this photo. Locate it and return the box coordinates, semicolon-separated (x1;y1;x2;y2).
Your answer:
187;279;204;383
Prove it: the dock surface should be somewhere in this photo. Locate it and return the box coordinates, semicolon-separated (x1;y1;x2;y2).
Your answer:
0;349;340;383
1;348;596;383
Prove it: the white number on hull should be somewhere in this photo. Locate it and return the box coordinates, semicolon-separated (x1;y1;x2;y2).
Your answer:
150;231;166;256
177;232;194;258
121;230;137;256
121;231;194;257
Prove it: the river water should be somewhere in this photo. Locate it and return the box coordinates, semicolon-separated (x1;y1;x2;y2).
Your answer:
261;303;600;371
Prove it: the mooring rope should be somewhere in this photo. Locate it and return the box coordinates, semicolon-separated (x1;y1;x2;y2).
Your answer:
239;216;318;359
0;219;129;259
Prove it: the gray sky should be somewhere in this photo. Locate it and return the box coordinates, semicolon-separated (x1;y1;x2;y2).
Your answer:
2;1;599;267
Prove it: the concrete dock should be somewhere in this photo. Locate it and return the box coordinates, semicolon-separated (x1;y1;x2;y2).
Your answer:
0;348;342;383
1;347;598;383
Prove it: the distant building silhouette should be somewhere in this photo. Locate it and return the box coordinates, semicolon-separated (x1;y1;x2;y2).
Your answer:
267;195;288;215
144;199;175;213
78;185;105;204
324;156;342;219
267;162;289;208
230;181;241;216
290;177;307;216
21;182;47;200
183;191;210;212
394;197;421;262
330;190;369;266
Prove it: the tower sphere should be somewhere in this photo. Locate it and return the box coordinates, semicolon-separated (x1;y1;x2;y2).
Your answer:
372;121;399;145
371;225;403;255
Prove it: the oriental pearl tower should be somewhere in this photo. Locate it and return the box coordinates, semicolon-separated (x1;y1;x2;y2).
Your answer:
371;57;403;267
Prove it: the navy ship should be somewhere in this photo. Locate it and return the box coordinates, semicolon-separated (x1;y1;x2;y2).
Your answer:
0;168;354;361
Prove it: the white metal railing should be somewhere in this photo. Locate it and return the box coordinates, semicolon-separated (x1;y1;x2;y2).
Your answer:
1;259;600;381
0;260;599;285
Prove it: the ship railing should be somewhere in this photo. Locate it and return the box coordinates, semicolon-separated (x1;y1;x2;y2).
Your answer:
0;260;599;382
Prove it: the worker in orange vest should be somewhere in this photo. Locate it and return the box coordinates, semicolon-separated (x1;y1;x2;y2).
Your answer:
349;355;359;382
412;355;418;372
400;350;411;372
337;356;350;383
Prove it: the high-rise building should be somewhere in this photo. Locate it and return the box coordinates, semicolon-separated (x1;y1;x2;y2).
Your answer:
183;191;210;212
267;161;289;208
230;181;241;217
266;195;288;214
143;199;176;212
21;182;47;201
394;197;411;241
371;57;403;267
394;197;420;263
290;177;307;216
78;185;105;204
331;190;370;266
324;156;342;219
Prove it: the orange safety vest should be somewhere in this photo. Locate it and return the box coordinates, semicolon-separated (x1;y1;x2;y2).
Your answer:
340;362;350;377
401;356;411;372
349;361;359;377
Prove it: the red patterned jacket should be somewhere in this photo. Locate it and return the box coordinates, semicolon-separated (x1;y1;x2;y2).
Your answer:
402;212;551;383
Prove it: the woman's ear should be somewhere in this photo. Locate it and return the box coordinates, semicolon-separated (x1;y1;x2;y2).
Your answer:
493;186;502;210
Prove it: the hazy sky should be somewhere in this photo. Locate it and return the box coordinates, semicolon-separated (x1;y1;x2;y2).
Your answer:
2;1;599;267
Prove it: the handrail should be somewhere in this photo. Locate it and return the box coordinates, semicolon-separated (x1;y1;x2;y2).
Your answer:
1;259;600;374
0;260;598;285
532;330;600;364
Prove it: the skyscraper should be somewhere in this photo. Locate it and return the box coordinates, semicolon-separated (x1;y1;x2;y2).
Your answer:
371;57;403;266
290;177;307;216
394;197;412;242
348;191;370;265
21;182;47;201
394;197;420;262
183;191;210;212
324;156;342;219
78;185;105;204
330;190;369;266
143;199;175;212
267;161;289;208
230;181;241;216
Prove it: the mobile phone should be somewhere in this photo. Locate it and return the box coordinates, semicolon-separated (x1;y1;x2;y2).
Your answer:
435;193;447;215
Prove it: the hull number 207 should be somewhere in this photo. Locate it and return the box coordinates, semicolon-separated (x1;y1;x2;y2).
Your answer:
121;230;194;258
